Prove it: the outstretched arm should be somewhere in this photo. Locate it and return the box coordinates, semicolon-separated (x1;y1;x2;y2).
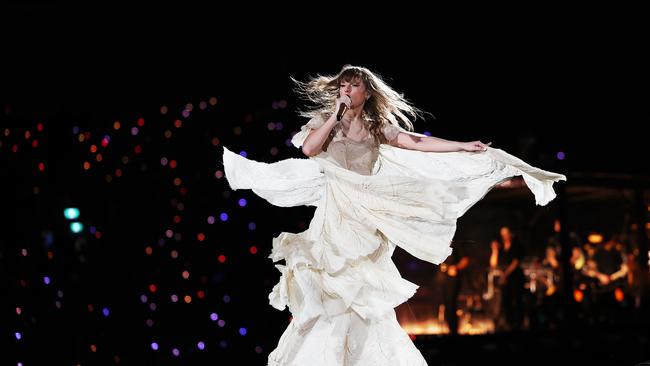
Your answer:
389;132;491;152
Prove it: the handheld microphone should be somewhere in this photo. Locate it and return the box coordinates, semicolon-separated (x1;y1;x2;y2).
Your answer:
336;96;350;121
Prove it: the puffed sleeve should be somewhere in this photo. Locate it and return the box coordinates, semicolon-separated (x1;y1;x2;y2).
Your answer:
291;115;326;148
381;123;403;143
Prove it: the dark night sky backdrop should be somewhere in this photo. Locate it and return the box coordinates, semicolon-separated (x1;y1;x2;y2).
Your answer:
2;5;648;175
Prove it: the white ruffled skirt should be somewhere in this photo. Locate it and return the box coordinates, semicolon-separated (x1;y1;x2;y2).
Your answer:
223;144;565;365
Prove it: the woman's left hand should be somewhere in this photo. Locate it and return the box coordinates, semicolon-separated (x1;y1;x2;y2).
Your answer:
461;140;491;152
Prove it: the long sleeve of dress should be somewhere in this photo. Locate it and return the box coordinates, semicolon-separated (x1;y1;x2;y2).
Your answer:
223;144;565;266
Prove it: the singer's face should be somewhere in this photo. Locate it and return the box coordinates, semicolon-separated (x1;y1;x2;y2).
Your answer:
339;78;368;108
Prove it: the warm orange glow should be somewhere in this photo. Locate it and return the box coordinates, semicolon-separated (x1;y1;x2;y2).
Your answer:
174;119;182;128
587;233;603;244
83;161;91;170
78;134;85;142
574;289;584;302
209;97;218;105
184;295;192;304
171;250;179;259
615;288;625;302
145;246;153;255
182;271;190;279
25;131;31;139
401;318;449;335
173;178;182;186
114;121;121;130
47;251;54;260
90;344;97;352
90;144;98;153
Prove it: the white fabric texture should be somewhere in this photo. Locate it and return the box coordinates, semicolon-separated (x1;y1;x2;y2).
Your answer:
222;120;565;365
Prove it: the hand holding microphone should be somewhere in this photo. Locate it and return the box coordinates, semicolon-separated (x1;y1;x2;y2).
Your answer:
336;95;352;121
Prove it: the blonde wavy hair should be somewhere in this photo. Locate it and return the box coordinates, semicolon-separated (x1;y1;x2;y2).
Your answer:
292;65;424;141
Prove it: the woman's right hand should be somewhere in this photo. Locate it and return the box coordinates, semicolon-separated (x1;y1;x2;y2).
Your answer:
335;94;352;112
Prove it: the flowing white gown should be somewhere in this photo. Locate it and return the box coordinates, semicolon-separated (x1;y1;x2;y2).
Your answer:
222;117;566;365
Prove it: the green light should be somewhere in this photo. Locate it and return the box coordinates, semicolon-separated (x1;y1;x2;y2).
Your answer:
64;208;80;220
70;222;84;233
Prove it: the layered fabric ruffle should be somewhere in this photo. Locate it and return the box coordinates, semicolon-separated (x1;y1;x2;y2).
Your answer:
222;144;565;365
267;310;427;366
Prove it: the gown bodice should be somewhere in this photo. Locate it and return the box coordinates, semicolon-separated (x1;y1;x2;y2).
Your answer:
306;114;402;176
324;134;379;176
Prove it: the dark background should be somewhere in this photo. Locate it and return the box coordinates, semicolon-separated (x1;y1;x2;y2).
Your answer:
1;3;648;366
2;4;648;166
